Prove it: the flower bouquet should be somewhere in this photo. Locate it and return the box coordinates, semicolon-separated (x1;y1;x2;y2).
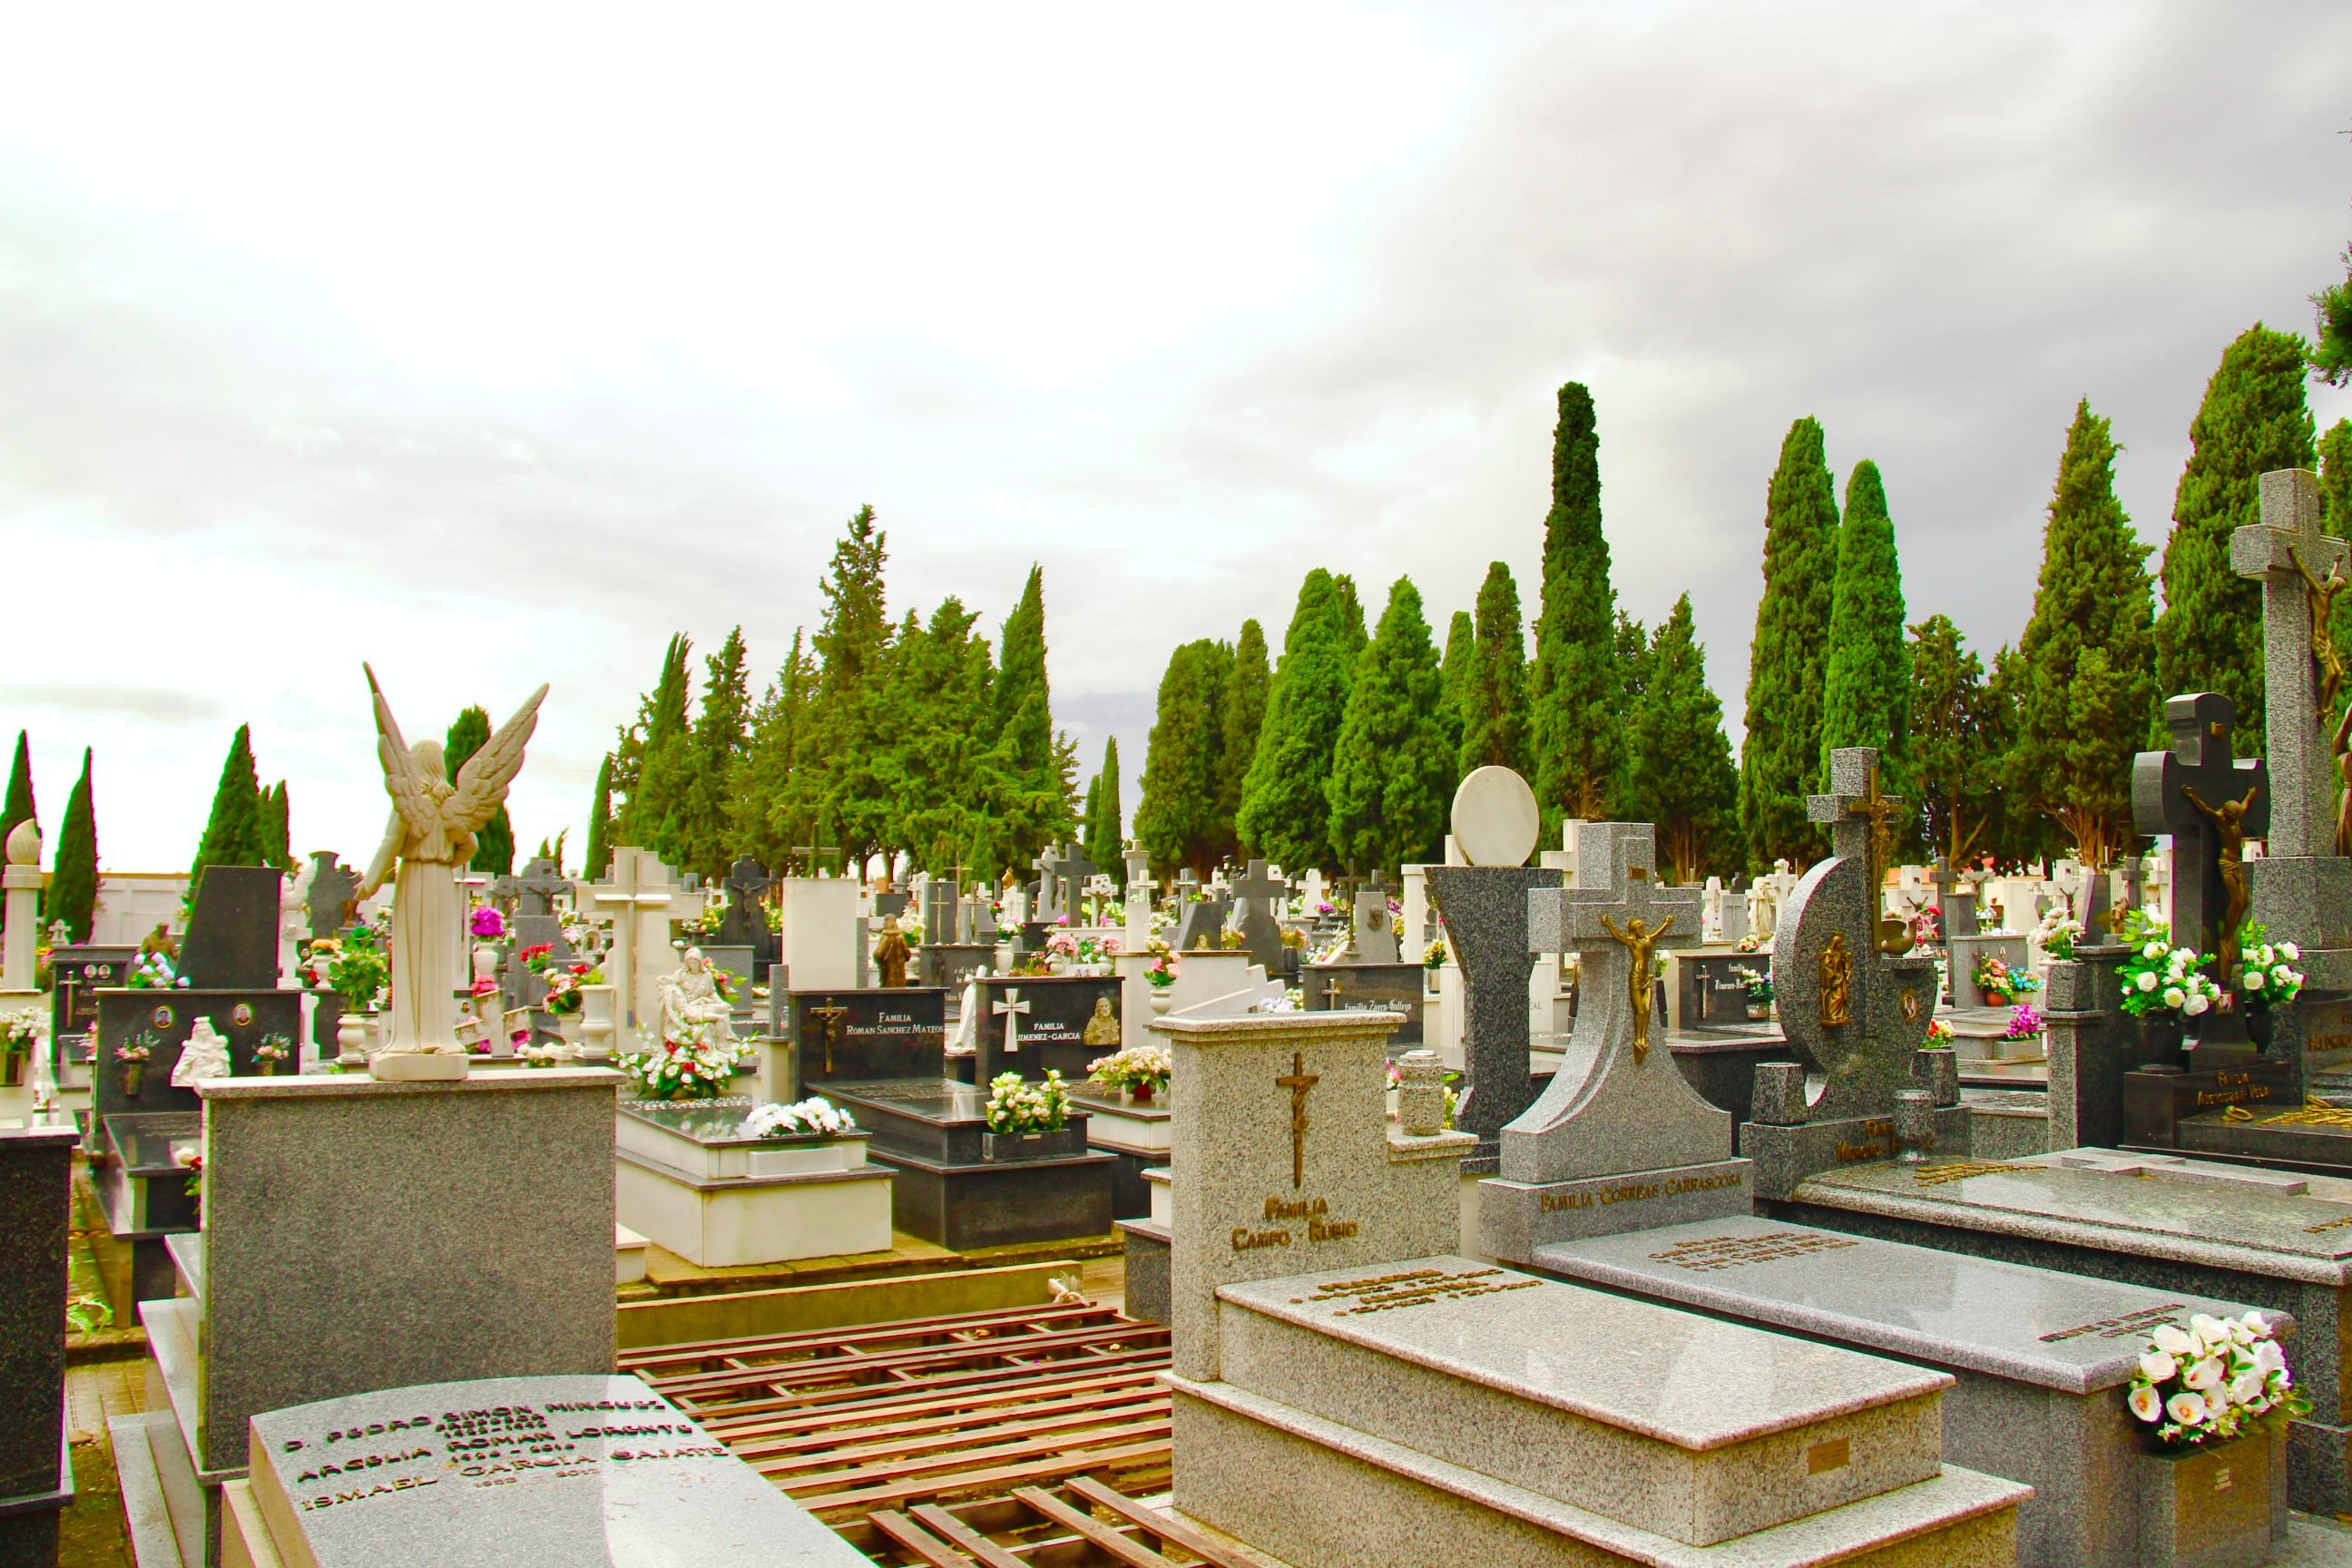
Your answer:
1926;1018;1954;1044
2034;908;2085;963
0;1005;40;1087
327;925;390;1011
621;1028;752;1101
1144;954;1177;991
2126;1312;2309;1449
1087;1044;1171;1101
116;1033;155;1095
128;951;184;990
984;1070;1070;1134
1731;965;1773;1018
2234;922;2305;1011
297;939;339;991
1425;939;1449;972
1971;954;2039;1005
252;1034;293;1075
468;906;507;942
743;1097;858;1139
538;961;603;1016
2003;1004;2044;1040
2116;912;2225;1020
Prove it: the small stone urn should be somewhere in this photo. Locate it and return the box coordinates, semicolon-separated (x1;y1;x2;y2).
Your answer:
1396;1049;1447;1137
1893;1088;1936;1163
577;985;617;1063
1150;988;1173;1016
335;1008;374;1069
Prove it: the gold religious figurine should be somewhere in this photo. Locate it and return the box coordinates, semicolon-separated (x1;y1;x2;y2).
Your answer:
1276;1050;1318;1189
2180;783;2259;960
1818;931;1854;1027
873;914;913;988
2293;546;2350;728
1599;914;1674;1062
1081;995;1120;1047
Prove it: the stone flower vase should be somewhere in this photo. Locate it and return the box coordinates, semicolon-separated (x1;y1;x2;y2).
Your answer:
121;1061;145;1097
577;985;618;1063
2129;1426;2285;1567
1150;989;1174;1017
1;1045;23;1087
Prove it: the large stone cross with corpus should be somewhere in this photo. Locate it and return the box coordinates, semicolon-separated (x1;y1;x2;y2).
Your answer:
2231;468;2340;860
2132;692;2269;963
1528;822;1700;1065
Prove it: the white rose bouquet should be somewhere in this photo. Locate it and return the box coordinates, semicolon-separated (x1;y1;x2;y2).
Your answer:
2233;921;2304;1012
743;1097;858;1138
2125;1311;2309;1448
985;1070;1071;1134
2115;912;2224;1021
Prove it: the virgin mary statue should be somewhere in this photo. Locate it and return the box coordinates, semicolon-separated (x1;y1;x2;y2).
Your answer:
358;665;548;1071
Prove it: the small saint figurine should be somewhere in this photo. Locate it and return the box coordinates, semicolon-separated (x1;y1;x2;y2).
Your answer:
659;947;737;1046
1818;931;1853;1027
873;915;913;988
1081;995;1120;1047
171;1019;233;1087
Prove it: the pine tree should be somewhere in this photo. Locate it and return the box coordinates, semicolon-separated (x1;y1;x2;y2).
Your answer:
1528;383;1624;833
1459;562;1529;778
52;750;97;942
2314;242;2352;387
1331;575;1369;664
191;724;265;894
0;732;33;858
1910;617;2004;866
1739;417;1840;872
584;755;615;880
2154;325;2318;737
1237;571;1354;869
735;632;818;870
779;507;896;870
1818;460;1911;797
1438;609;1475;768
1982;643;2025;865
1626;596;1738;883
1326;578;1451;875
2011;402;2158;869
1087;737;1124;883
1137;640;1229;874
1216;620;1270;857
443;706;514;875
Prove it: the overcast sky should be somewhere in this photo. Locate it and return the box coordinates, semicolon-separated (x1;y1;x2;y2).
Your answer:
1;1;2347;875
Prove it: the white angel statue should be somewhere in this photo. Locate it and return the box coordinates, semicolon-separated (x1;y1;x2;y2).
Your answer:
358;665;549;1068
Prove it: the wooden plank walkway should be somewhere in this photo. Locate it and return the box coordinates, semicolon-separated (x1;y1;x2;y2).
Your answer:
622;1302;1204;1561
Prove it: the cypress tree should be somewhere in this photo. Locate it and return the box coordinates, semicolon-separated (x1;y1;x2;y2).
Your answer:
2012;402;2158;868
260;781;293;871
445;706;514;875
1627;596;1738;883
1739;417;1840;872
1237;571;1353;869
735;632;818;870
1910;616;2004;866
191;724;264;894
1528;383;1623;832
1087;737;1124;884
1818;460;1911;794
1439;609;1475;768
2319;420;2352;666
615;634;694;861
0;732;33;858
1326;578;1451;875
1216;620;1270;853
2314;242;2352;387
679;628;750;880
2154;324;2317;736
1136;641;1227;874
52;750;96;942
584;755;615;880
1459;562;1530;778
1331;575;1369;664
989;564;1074;863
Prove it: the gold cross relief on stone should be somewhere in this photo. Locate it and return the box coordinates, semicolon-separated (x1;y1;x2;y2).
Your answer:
805;1004;848;1074
1276;1050;1319;1190
1600;914;1674;1063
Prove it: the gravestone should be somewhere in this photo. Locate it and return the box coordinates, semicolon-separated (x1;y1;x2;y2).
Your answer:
1169;895;1230;953
1485;820;1749;1262
0;1122;77;1563
714;856;778;974
577;849;685;1049
179;866;288;990
785;987;946;1090
1348;877;1399;964
2131;693;2269;1048
1742;749;1964;1200
230;1374;867;1568
971;974;1123;1084
1228;859;1288;974
1302;961;1425;1045
1929;856;1978;945
48;943;137;1044
919;872;958;946
303;851;361;941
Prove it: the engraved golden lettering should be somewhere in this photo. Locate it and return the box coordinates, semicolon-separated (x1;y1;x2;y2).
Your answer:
1231;1226;1293;1251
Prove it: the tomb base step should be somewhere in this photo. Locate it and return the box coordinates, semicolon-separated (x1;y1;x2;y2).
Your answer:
109;1412;192;1568
864;1146;1114;1251
1480;1159;1754;1264
1119;1218;1171;1323
614;1149;894;1268
1739;1108;1973;1201
1168;1375;2025;1568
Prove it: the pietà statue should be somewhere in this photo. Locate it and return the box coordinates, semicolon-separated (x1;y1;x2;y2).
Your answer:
358;665;548;1078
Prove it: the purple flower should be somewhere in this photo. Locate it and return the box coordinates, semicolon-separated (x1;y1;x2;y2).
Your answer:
2004;1004;2044;1040
469;907;506;939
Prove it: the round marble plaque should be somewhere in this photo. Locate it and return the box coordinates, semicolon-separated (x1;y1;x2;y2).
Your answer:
1450;766;1540;867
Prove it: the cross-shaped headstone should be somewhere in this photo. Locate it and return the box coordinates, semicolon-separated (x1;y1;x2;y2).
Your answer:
305;851;361;941
2132;692;2270;963
1529;822;1700;1064
804;1002;848;1076
2231;468;2341;859
575;848;683;1044
1928;855;1977;941
1051;844;1095;921
1032;849;1063;922
1123;844;1156;948
992;986;1032;1055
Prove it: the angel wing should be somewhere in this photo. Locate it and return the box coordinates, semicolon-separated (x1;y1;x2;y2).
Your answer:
447;682;551;833
365;662;439;841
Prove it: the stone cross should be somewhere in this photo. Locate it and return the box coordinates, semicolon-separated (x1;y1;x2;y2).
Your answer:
503;857;570;919
993;986;1032;1055
2132;692;2269;961
1031;850;1062;922
304;850;361;941
576;848;682;1044
1771;748;1941;1123
1275;1049;1319;1189
1123;844;1156;949
2231;468;2340;860
1528;823;1701;1064
1051;845;1095;922
803;1002;848;1075
1929;855;1977;941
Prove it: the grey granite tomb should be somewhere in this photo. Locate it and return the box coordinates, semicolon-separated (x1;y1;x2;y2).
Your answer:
0;1120;79;1565
1482;821;1753;1264
1423;862;1561;1170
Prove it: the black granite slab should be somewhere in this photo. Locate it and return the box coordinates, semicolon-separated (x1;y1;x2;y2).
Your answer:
0;1121;77;1537
2123;1060;2296;1151
1676;951;1769;1028
1301;961;1425;1046
789;988;947;1090
917;944;994;993
177;865;285;990
818;1079;1113;1248
47;944;137;1044
91;989;303;1127
1425;865;1562;1163
970;975;1124;1084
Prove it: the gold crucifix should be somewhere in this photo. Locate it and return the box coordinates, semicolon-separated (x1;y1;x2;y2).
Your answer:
2291;545;2349;728
1600;914;1674;1063
1276;1050;1319;1189
804;1004;848;1075
1843;764;1915;956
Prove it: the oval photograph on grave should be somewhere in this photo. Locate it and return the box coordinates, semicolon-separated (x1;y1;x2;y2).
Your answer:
1451;765;1540;867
